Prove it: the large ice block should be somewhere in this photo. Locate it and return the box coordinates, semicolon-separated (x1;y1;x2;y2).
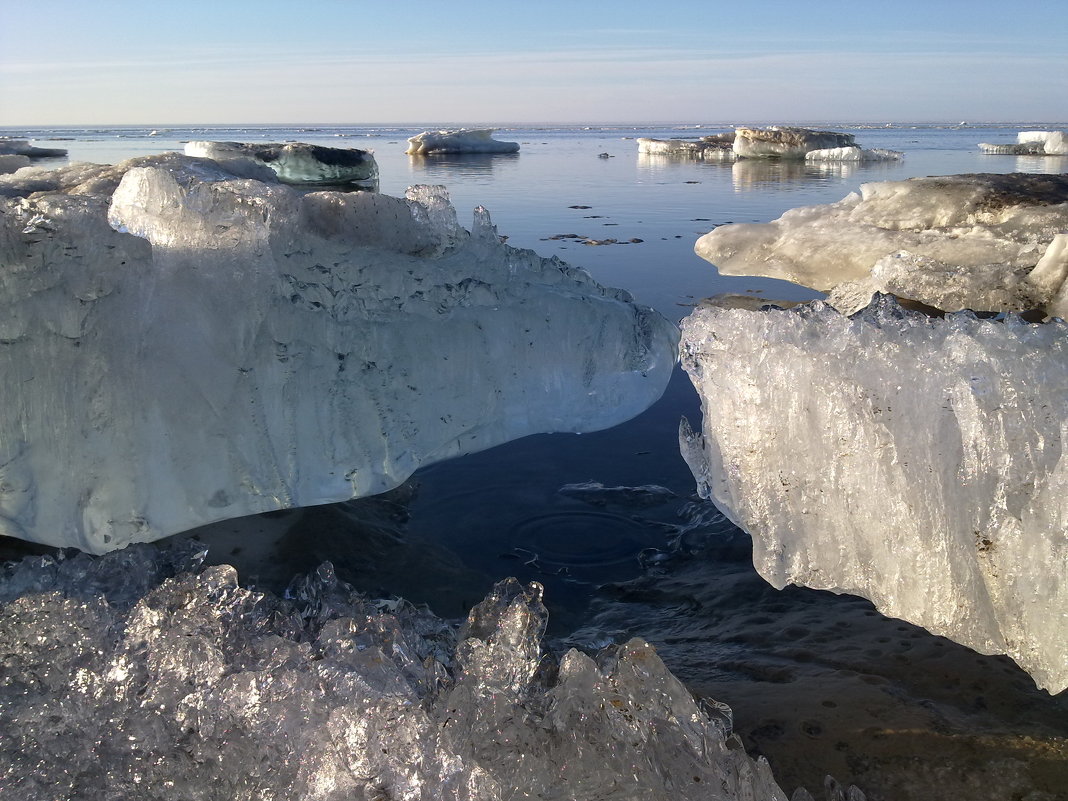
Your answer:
0;545;794;800
406;129;520;155
637;133;737;161
0;154;676;553
679;295;1068;693
695;173;1068;315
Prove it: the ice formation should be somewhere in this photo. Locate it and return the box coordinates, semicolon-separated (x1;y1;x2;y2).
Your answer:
979;130;1068;156
732;127;855;159
0;154;30;175
0;137;67;159
183;141;379;186
0;154;676;553
0;543;795;800
636;133;737;161
679;295;1068;693
695;173;1068;315
406;129;520;155
804;146;903;162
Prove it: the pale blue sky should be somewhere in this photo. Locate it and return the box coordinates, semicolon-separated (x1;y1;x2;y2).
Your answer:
1;0;1065;125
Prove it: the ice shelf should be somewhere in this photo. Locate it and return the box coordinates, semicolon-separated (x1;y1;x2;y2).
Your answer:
0;153;676;553
0;544;799;800
679;295;1068;693
694;173;1068;315
406;129;520;155
183;141;379;186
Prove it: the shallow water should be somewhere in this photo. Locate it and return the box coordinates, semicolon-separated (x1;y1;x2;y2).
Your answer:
2;122;1067;799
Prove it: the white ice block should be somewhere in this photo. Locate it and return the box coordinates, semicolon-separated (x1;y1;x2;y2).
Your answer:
405;129;520;155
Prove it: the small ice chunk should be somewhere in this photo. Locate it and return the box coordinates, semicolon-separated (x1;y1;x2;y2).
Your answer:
679;295;1068;693
405;128;520;155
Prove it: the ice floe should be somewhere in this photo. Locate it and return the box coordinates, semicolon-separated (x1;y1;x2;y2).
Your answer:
183;141;379;187
695;172;1068;315
0;137;68;159
0;543;798;800
804;146;903;162
679;294;1068;693
406;128;520;155
636;133;737;161
732;127;856;159
979;130;1068;156
0;154;676;553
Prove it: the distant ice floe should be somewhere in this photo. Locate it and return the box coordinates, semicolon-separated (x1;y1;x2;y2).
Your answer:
0;154;676;553
979;130;1068;156
406;128;520;155
0;544;804;800
680;294;1068;693
694;172;1068;316
184;141;379;187
637;126;901;163
0;137;68;160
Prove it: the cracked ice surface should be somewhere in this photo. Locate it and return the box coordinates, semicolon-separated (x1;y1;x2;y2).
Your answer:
694;173;1068;315
0;154;676;553
679;295;1068;693
0;544;791;801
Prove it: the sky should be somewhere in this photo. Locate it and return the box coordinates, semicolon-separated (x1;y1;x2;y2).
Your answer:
1;0;1065;126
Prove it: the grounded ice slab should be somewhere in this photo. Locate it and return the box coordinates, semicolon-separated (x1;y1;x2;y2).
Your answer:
695;173;1068;315
679;295;1068;693
0;545;794;800
183;140;379;186
0;154;676;553
979;131;1068;157
405;128;520;155
732;127;855;159
804;146;903;162
0;137;68;159
637;133;737;161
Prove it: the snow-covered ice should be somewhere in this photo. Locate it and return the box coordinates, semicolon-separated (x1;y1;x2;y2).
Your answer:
679;295;1068;693
0;154;676;553
636;133;737;161
732;127;855;159
183;141;379;186
979;130;1068;157
0;543;798;801
406;129;520;155
695;173;1068;315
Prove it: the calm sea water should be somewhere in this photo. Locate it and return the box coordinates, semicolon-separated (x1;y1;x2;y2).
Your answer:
4;123;1067;796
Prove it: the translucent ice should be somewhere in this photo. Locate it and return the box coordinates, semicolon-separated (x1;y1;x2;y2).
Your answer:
731;127;855;159
679;295;1068;693
0;154;676;553
695;173;1068;314
0;545;794;800
406;129;520;155
183;140;379;186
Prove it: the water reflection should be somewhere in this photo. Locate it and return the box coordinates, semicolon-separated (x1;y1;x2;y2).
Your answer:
730;157;900;188
408;152;519;180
